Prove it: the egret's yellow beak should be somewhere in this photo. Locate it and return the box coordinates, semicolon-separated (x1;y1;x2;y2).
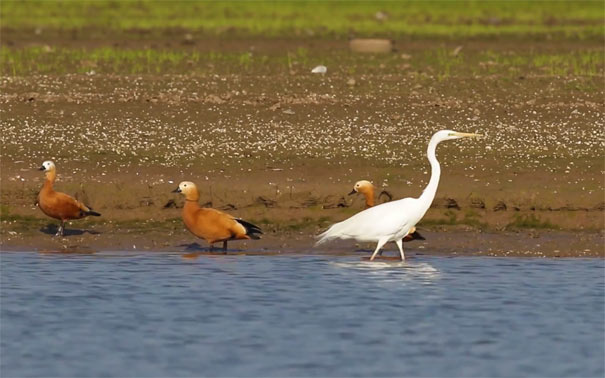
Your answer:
453;132;482;138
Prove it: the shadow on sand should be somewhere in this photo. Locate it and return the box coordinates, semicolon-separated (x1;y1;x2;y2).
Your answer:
40;224;101;237
177;242;280;259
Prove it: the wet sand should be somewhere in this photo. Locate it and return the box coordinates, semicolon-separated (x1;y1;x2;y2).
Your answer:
2;224;602;258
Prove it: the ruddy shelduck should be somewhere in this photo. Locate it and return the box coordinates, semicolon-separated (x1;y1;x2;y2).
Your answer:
173;181;262;251
348;180;395;209
37;160;101;236
349;180;425;254
348;180;376;208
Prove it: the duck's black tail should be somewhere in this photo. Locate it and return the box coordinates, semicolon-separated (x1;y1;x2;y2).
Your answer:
409;230;425;240
85;209;101;217
236;219;263;239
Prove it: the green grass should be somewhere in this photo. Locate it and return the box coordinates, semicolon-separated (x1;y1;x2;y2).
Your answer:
532;51;603;76
421;210;561;230
506;213;557;230
477;49;603;77
252;216;332;232
2;1;603;39
1;212;51;231
0;204;9;218
2;45;603;77
112;217;182;231
0;46;275;75
0;211;182;234
420;209;487;229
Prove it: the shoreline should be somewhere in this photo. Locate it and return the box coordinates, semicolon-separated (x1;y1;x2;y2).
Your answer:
2;228;602;258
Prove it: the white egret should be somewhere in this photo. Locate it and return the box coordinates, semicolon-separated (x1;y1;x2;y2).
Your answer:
348;179;425;252
316;130;481;260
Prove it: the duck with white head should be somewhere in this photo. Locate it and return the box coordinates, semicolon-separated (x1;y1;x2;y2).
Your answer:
172;181;262;251
37;160;101;237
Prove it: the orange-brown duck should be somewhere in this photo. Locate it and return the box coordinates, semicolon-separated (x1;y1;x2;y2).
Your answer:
37;161;100;236
173;181;261;251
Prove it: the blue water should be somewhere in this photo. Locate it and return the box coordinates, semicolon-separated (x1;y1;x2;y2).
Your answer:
1;252;603;377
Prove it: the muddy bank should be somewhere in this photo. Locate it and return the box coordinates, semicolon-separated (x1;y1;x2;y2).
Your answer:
1;38;603;255
1;222;603;258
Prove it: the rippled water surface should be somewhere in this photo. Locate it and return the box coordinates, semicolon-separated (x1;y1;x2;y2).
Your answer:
1;252;603;377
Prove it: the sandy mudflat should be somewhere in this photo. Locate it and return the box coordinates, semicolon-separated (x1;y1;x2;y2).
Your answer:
1;38;603;256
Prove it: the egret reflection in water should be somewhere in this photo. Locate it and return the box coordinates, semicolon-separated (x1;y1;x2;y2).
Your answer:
330;259;440;284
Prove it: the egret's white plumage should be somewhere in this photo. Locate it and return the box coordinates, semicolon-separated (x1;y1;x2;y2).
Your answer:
316;130;481;260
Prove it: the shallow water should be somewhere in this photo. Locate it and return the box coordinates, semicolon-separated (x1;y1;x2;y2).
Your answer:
1;252;603;377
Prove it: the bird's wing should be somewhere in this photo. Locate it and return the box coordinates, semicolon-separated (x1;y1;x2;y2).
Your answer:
317;198;417;244
54;191;91;212
197;207;235;223
195;208;247;237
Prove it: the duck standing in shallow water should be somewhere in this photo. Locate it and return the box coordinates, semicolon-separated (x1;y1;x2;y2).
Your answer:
173;181;262;251
348;180;425;254
37;161;101;236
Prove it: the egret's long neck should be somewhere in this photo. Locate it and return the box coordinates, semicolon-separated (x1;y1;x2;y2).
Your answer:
418;137;441;209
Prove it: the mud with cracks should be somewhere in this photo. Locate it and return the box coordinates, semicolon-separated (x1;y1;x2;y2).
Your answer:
1;38;603;257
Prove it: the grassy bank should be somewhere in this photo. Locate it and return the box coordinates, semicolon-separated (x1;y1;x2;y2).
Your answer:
2;1;603;40
1;44;603;77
